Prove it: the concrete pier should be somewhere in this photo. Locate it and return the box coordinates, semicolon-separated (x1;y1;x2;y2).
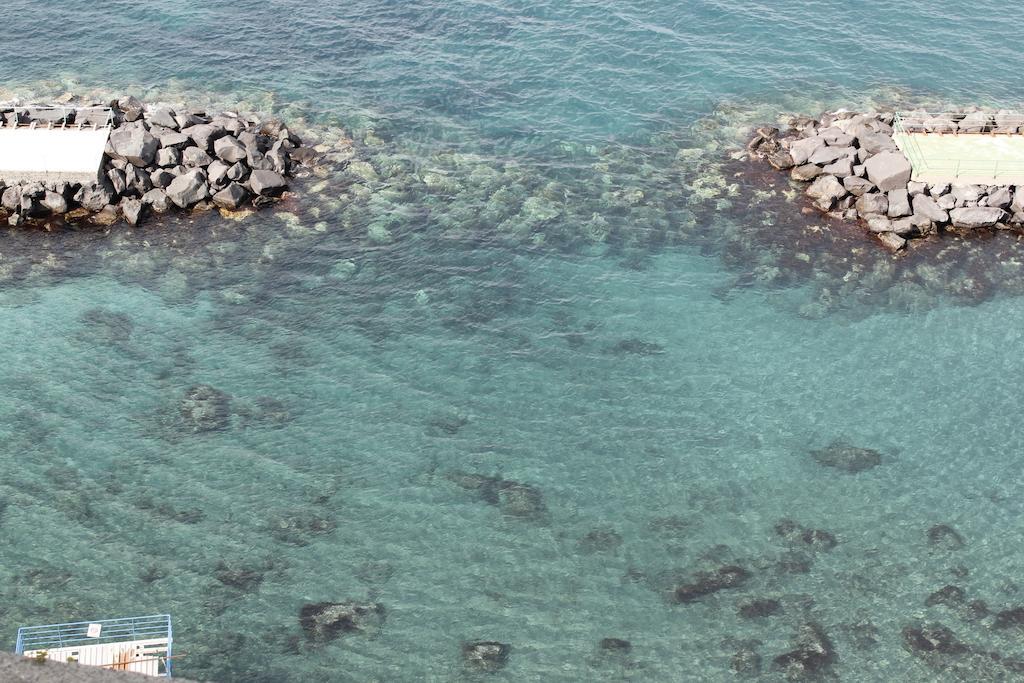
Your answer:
0;126;109;185
893;132;1024;185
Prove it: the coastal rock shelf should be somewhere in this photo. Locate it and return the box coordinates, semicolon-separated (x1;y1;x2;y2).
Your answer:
0;95;314;228
747;110;1024;251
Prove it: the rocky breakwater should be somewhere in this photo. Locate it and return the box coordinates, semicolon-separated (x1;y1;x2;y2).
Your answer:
747;110;1024;252
0;95;313;228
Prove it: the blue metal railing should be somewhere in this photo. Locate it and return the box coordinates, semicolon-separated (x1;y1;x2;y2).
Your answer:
15;614;172;677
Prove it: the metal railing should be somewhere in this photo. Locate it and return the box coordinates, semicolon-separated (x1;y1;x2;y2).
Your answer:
0;105;112;131
894;111;1024;134
15;614;173;677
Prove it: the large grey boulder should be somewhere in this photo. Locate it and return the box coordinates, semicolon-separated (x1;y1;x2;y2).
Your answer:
951;185;982;206
949;206;1006;229
877;231;906;251
788;136;825;165
767;149;794;170
106;168;127;196
865;215;893;233
117;95;144;122
822;158;853;177
887;189;911;217
158;131;191;149
174;111;206;129
249;169;287;196
156;146;181;167
183;123;227;151
147;107;179;130
791;164;822;181
107;127;159;167
183;146;214;167
912;194;949;223
808;145;855;165
150;169;176;188
227;161;249;182
165;168;210;208
142;188;172;213
986;186;1012;209
1;185;20;210
864;152;912;192
121;197;145;226
819;127;855;147
843;176;875;196
214;135;248;163
958;111;991;133
856;193;888;216
74;180;115;211
922;117;955;133
994;110;1021;133
41;190;68;214
858;132;898;155
212;182;250;210
125;165;152;195
1012;188;1024;214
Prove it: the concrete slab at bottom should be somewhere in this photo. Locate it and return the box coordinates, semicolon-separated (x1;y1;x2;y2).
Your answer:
895;132;1024;186
0;651;200;682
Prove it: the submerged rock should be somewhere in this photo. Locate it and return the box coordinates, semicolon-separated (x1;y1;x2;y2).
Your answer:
731;647;763;677
179;384;232;432
299;601;385;641
447;471;547;519
772;623;836;680
598;638;631;652
738;598;782;619
610;338;665;355
462;641;510;672
673;565;751;603
809;442;882;473
774;519;837;551
927;524;965;550
902;623;967;655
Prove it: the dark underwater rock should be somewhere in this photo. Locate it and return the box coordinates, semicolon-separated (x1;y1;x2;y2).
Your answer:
299;601;385;641
902;623;967;655
774;519;837;551
426;411;469;435
928;524;965;550
610;338;665;355
214;561;264;591
738;598;782;619
772;622;836;680
925;585;965;608
599;638;631;652
462;641;510;672
731;647;763;677
447;471;547;520
578;527;623;554
180;384;232;432
809;442;882;473
673;565;751;603
269;510;336;546
994;606;1024;629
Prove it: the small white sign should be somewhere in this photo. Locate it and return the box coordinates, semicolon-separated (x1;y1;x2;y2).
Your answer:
86;623;102;638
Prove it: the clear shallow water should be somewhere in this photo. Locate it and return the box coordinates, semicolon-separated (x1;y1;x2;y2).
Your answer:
3;1;1024;681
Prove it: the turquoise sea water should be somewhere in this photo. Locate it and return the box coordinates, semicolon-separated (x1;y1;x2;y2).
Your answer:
4;2;1024;681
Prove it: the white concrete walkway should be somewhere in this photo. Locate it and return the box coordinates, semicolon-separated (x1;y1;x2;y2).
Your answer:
0;127;109;185
893;132;1024;185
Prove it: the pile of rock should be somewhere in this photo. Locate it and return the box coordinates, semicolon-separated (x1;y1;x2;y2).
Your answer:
0;95;314;228
748;110;1024;252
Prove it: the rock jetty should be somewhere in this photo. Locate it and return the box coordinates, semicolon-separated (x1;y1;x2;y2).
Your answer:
748;110;1024;252
0;95;313;228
